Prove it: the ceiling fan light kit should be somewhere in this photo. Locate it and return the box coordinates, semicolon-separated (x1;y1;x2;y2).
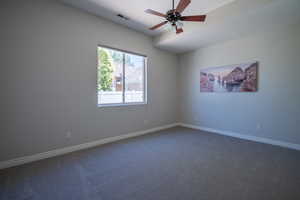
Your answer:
145;0;206;34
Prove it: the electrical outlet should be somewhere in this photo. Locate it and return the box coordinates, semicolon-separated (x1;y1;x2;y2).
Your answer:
256;123;262;130
66;131;72;138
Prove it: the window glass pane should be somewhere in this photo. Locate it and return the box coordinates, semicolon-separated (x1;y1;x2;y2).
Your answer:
98;47;123;104
125;53;144;103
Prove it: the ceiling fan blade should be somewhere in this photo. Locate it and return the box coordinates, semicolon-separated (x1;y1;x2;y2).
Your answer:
176;0;191;13
176;26;184;34
149;21;168;30
180;15;206;22
145;9;166;18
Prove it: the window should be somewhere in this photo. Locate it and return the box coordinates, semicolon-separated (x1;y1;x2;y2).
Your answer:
97;46;147;106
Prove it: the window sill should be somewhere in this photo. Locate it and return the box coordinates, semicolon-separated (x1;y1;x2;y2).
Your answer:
97;102;147;108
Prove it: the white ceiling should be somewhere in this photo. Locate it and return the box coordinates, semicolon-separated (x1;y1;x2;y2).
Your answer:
61;0;235;36
61;0;300;53
154;0;300;53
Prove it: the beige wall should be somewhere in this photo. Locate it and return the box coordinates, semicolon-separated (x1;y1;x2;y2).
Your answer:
0;0;179;161
179;23;300;145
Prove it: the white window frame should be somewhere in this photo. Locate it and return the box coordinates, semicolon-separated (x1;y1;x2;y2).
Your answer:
97;45;148;107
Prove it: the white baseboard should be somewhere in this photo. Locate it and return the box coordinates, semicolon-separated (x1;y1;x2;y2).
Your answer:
0;123;180;170
180;123;300;151
2;122;298;170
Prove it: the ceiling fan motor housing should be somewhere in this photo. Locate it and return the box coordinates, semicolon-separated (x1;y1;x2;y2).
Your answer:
166;10;181;25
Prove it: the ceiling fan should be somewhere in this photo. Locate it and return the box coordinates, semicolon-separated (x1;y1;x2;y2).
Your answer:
145;0;206;34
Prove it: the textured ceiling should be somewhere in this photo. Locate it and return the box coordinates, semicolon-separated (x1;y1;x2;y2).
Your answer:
61;0;300;53
154;0;300;53
61;0;236;36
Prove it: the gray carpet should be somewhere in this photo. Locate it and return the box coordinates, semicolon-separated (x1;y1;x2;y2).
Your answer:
0;127;300;200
